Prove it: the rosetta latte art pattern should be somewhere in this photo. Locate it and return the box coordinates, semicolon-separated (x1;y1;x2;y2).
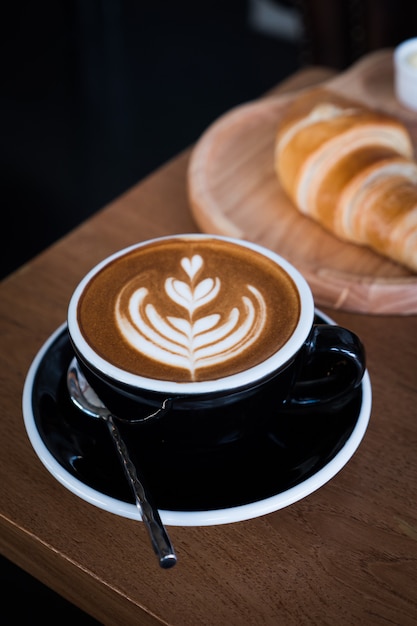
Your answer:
115;255;266;379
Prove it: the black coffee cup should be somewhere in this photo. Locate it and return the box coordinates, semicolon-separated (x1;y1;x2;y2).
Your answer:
67;235;366;447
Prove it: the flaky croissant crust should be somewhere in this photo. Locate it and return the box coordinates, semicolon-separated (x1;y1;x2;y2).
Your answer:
274;88;417;273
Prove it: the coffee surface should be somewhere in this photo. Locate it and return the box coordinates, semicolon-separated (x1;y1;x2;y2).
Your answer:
77;238;300;382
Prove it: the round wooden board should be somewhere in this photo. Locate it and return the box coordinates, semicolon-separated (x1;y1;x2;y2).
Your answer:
187;50;417;315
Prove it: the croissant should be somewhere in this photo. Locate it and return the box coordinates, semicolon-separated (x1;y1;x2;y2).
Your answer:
274;88;417;273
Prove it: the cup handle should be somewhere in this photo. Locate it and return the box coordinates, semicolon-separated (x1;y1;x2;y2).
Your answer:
285;324;366;411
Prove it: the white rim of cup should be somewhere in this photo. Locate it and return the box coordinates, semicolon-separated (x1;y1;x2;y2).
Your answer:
67;234;315;395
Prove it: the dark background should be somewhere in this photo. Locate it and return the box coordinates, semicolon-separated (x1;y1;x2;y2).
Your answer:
1;0;416;623
1;0;301;281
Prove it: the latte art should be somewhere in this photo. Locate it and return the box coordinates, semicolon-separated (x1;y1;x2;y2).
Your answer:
115;254;266;380
72;236;303;385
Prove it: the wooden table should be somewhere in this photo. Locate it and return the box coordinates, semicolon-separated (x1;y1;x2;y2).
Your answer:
1;67;417;625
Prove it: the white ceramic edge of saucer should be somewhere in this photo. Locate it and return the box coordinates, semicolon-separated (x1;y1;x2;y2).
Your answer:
22;313;372;527
394;37;417;112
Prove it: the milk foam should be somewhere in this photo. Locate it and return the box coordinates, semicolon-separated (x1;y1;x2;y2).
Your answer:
115;254;266;380
71;235;310;389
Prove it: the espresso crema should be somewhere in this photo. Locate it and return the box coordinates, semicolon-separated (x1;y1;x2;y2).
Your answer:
75;237;301;383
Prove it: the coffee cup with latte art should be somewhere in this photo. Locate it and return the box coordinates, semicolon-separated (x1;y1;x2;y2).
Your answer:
67;234;366;447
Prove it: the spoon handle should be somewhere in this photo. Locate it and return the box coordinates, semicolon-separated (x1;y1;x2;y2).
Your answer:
106;415;177;568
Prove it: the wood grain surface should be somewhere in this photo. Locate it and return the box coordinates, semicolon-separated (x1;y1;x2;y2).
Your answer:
188;50;417;315
1;67;417;626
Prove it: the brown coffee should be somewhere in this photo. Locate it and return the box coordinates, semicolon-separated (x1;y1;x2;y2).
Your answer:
76;237;301;382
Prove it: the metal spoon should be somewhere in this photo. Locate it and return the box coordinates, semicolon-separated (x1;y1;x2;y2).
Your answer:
67;358;177;569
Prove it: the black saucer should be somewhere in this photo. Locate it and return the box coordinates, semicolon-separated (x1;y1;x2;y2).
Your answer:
23;314;371;526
